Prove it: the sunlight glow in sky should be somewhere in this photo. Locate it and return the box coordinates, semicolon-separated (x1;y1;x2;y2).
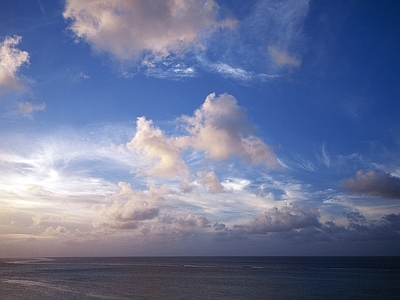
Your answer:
0;0;399;257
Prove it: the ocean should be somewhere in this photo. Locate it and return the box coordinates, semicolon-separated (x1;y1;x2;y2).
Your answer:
0;256;399;299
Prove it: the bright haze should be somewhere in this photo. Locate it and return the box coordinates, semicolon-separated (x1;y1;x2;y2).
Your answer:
0;0;399;257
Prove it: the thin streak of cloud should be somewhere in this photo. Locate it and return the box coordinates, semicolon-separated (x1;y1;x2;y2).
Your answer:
177;93;280;169
321;143;330;167
17;102;45;118
144;64;197;79
205;61;280;81
37;0;48;22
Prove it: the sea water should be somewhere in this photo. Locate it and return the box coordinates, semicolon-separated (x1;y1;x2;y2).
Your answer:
0;256;399;299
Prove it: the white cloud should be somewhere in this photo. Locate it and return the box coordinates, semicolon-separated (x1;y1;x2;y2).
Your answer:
63;0;219;61
0;36;30;94
125;93;280;180
127;116;188;177
177;93;280;168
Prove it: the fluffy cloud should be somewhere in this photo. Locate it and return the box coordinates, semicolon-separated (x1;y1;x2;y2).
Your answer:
127;117;187;177
342;170;400;199
96;182;166;229
177;93;280;168
126;93;279;178
0;36;29;94
63;0;219;61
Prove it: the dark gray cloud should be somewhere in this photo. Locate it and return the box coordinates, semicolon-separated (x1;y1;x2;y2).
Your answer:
342;170;400;199
235;206;320;234
345;211;366;223
382;213;400;231
219;210;399;249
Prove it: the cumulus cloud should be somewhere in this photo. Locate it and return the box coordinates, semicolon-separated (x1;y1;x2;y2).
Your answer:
177;93;280;168
96;182;166;229
236;206;320;234
0;36;30;94
127;117;187;177
342;170;400;199
126;93;279;178
63;0;219;61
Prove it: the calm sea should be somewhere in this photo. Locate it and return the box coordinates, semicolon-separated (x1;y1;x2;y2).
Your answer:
0;256;399;299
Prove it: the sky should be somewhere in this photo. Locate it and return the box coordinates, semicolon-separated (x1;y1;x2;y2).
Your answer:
0;0;399;257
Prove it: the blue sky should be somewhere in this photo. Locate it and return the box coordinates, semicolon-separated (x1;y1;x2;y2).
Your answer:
0;0;399;257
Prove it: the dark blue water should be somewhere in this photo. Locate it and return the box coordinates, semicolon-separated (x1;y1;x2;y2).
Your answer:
1;257;399;299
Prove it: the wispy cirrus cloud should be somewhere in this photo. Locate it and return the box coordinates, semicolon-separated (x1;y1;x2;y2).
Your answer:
203;0;309;75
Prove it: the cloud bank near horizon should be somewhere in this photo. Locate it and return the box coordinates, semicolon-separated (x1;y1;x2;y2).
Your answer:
1;90;399;256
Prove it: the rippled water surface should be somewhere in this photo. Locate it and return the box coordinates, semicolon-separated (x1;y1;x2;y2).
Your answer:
1;256;399;299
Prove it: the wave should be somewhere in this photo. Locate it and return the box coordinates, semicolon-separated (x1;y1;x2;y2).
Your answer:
2;279;126;299
5;257;55;265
